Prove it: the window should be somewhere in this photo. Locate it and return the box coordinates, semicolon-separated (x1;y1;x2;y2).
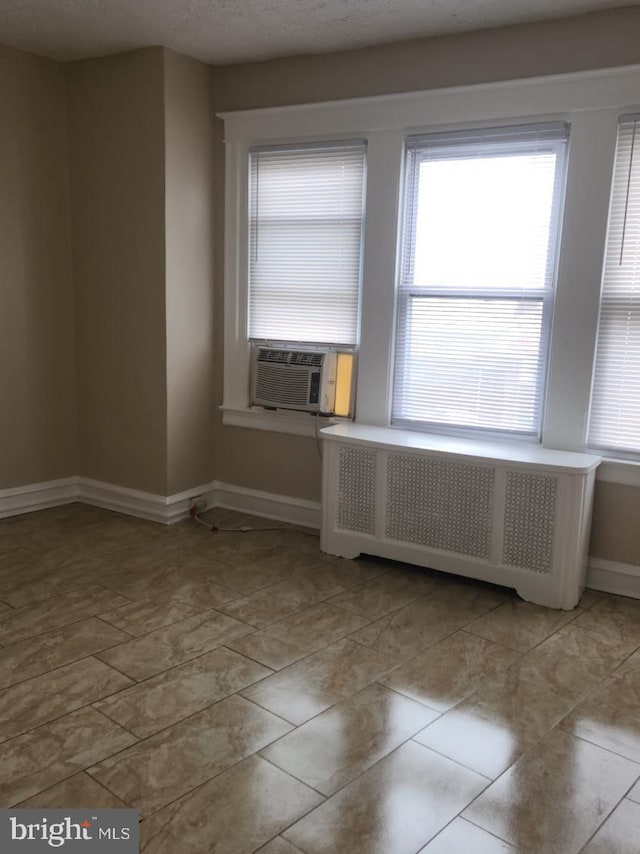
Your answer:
223;65;640;476
248;141;366;347
392;123;569;437
589;116;640;456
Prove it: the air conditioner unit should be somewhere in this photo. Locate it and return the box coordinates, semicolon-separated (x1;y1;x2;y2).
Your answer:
251;346;338;414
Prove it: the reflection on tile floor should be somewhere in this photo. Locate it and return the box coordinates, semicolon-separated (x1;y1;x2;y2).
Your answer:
0;503;639;852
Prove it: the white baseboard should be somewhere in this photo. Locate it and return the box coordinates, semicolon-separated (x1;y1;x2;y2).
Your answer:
0;476;321;529
77;478;218;525
587;557;640;599
210;481;321;529
0;477;79;519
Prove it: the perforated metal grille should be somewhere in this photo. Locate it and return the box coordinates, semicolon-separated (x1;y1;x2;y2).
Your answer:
336;445;376;534
503;471;557;574
385;453;494;558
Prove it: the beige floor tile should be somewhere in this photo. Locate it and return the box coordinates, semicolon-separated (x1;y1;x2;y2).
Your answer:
139;755;323;854
196;538;310;573
327;569;442;620
227;603;370;670
0;567;97;608
507;624;638;701
0;547;111;585
463;729;640;854
99;598;212;636
262;683;439;795
0;618;129;690
4;506;640;852
101;557;237;605
418;818;514;852
0;707;136;806
0;547;45;582
18;772;128;809
242;638;397;725
572;595;640;644
190;552;294;595
380;631;520;711
256;837;304;854
350;584;508;661
283;739;487;854
96;609;253;681
560;666;640;762
95;647;272;738
0;584;131;646
414;670;575;778
220;576;347;628
89;694;292;816
306;555;390;589
231;548;329;582
628;779;640;804
465;599;581;652
579;588;608;609
582;799;640;853
201;529;322;564
98;541;187;579
0;656;132;742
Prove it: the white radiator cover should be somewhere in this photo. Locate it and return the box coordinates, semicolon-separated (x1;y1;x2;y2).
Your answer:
321;424;601;609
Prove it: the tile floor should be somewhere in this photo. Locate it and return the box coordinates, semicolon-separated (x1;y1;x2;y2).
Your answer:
0;503;639;853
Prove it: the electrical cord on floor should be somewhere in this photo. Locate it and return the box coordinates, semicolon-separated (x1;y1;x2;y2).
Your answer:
190;511;318;536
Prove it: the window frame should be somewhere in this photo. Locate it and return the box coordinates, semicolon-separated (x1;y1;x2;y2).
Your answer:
391;128;569;441
220;65;640;484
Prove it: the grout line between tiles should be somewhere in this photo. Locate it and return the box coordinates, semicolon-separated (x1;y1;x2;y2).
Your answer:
257;753;327;798
408;736;494;783
459;815;516;849
559;728;640;767
373;680;443;715
239;694;298;727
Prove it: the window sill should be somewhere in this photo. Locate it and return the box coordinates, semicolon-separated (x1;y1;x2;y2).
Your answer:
220;405;345;438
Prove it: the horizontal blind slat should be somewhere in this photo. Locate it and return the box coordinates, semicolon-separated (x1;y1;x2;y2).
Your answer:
248;142;366;346
588;116;640;454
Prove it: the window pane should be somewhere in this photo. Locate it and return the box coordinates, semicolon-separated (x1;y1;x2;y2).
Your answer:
589;116;640;454
413;154;558;290
395;297;546;433
249;142;366;346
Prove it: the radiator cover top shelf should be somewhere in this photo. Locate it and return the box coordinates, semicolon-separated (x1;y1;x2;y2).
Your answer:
320;424;601;610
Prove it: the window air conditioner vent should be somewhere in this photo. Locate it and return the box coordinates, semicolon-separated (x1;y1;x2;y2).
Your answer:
290;352;324;367
251;346;338;414
257;348;291;364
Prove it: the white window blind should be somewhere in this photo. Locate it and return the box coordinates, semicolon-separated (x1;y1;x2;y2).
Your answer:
392;123;569;437
589;116;640;456
248;141;366;346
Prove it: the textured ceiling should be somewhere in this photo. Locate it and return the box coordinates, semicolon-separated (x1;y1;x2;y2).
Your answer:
0;0;637;65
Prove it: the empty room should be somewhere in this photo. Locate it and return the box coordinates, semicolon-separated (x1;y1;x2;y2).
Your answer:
1;1;640;851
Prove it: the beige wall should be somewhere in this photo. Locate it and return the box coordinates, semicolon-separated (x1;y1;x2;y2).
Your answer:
214;5;640;112
66;48;169;494
213;6;640;565
0;46;76;488
164;50;217;494
590;482;640;566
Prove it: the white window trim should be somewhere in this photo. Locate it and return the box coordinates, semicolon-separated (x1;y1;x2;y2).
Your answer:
220;64;640;485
